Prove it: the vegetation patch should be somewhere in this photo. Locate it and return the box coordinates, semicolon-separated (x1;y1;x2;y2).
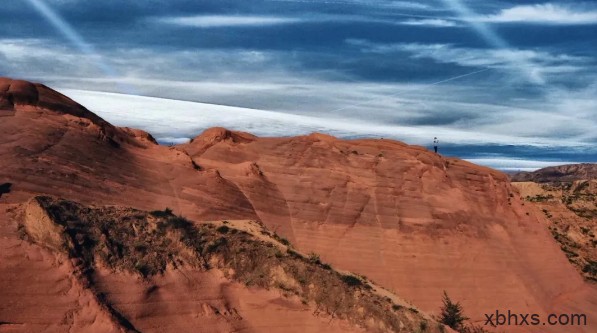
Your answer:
439;292;491;333
525;194;554;202
517;180;597;282
23;196;442;333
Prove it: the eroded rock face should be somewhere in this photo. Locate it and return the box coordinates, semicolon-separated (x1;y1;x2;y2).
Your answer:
179;130;597;333
1;78;101;122
184;130;516;233
0;78;258;221
1;78;596;333
0;77;131;149
23;198;66;251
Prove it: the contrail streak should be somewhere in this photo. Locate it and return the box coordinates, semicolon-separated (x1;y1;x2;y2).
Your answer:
421;67;491;86
24;0;135;94
327;67;491;113
439;0;544;85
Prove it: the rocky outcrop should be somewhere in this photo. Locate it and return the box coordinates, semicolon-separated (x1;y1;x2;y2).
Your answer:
0;77;109;127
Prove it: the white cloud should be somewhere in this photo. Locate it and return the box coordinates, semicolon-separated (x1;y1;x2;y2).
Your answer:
267;0;432;11
464;158;584;172
347;40;589;82
154;137;192;145
58;88;593;148
153;13;463;29
53;89;595;171
401;18;460;27
0;38;106;78
379;1;433;10
477;3;597;25
156;15;302;28
1;39;71;60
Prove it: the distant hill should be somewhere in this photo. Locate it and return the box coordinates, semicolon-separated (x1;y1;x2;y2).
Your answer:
511;163;597;182
513;180;597;282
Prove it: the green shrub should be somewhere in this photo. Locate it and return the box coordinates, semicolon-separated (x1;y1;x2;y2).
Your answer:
273;232;291;246
320;263;332;270
582;261;597;275
439;291;468;331
419;320;428;332
287;249;302;258
167;216;191;229
217;225;230;234
150;207;173;217
340;274;362;287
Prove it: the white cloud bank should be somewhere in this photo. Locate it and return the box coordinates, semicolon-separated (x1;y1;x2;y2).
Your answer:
154;13;461;29
477;3;597;25
464;158;583;172
152;4;597;31
401;18;460;27
54;89;595;172
390;3;597;27
58;88;587;148
157;15;302;28
347;39;589;84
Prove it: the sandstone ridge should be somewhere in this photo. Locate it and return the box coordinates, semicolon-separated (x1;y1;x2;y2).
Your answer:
512;163;597;183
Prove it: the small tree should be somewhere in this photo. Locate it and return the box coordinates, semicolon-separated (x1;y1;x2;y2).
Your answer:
439;291;469;331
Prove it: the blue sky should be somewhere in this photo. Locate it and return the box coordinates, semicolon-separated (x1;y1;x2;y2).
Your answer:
1;0;596;170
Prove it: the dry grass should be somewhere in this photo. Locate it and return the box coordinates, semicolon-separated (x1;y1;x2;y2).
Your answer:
517;180;597;282
22;196;444;333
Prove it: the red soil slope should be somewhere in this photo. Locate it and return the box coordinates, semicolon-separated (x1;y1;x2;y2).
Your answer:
1;78;596;332
0;78;257;220
181;129;597;332
0;78;370;333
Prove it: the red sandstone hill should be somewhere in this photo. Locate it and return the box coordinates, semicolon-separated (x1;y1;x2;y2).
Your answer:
511;163;597;183
1;78;596;333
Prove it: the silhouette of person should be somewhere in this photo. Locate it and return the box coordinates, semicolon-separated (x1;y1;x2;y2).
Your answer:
433;137;439;154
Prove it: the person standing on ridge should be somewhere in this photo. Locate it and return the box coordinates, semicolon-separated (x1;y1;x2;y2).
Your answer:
433;137;439;154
